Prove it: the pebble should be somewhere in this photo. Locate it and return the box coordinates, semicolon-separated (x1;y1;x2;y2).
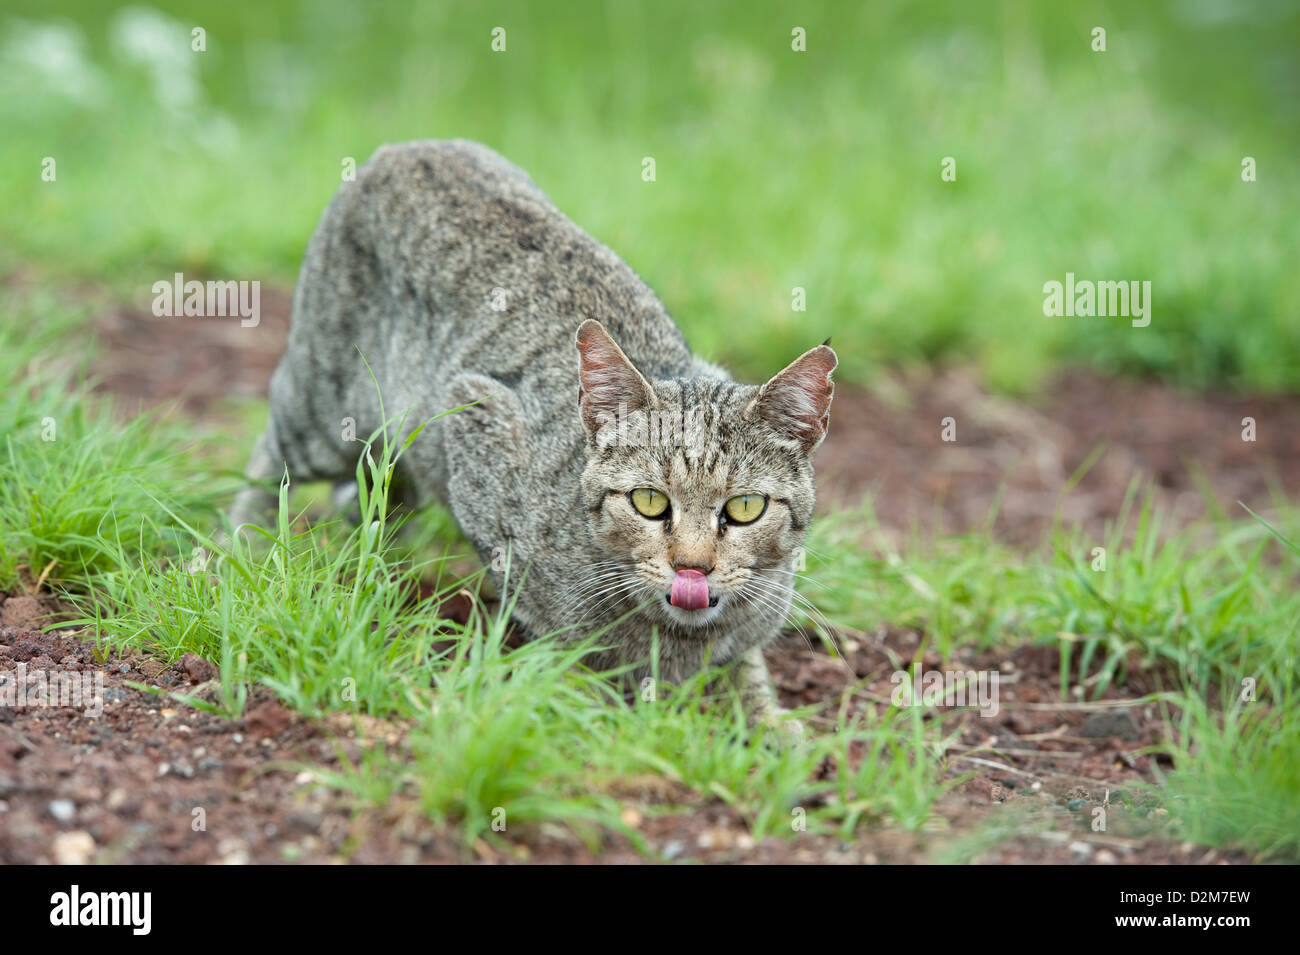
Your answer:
53;830;95;865
48;799;76;822
1095;849;1119;864
619;807;643;828
1066;798;1088;812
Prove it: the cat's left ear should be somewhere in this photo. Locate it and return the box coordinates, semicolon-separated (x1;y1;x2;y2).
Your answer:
748;343;837;453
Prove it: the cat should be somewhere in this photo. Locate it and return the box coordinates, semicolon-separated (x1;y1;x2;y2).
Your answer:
229;140;836;734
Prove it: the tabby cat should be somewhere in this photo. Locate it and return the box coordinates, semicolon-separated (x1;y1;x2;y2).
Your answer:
230;140;836;732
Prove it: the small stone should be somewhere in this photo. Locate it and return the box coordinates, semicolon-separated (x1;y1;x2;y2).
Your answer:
53;830;95;865
1066;798;1088;812
285;810;323;835
48;799;76;822
180;653;218;683
216;837;250;865
138;659;167;678
619;807;643;829
661;840;684;860
1095;849;1118;864
1068;840;1094;857
1081;709;1141;741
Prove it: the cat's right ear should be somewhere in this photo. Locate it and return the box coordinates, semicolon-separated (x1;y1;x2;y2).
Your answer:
747;343;837;453
575;320;657;441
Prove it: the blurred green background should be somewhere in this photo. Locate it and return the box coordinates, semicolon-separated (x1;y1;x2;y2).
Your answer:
4;0;1298;392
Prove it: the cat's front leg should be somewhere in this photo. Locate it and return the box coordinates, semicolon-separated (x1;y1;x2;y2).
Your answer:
730;646;804;745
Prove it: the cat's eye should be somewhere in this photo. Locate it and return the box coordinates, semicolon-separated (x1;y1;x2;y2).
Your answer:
630;487;670;519
724;493;767;524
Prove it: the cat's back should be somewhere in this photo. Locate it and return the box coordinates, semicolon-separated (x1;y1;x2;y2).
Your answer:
300;139;695;392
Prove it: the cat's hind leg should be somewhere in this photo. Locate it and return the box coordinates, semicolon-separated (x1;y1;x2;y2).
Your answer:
227;396;359;538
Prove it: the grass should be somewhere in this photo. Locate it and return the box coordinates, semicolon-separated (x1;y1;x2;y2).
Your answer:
803;488;1300;698
3;0;1300;393
0;288;220;591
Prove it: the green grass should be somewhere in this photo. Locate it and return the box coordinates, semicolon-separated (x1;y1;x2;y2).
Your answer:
0;289;219;591
4;0;1300;392
803;488;1300;698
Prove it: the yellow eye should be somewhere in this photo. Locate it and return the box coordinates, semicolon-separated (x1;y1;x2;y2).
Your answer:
630;487;670;518
724;494;767;524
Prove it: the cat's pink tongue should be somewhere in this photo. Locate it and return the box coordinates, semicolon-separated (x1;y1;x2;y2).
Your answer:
670;569;710;611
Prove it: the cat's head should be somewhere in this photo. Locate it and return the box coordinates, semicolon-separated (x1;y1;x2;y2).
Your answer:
574;319;836;631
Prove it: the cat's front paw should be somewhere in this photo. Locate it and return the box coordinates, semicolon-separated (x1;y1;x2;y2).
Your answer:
753;706;806;747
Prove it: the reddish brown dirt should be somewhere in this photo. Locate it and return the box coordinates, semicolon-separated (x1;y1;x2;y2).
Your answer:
0;594;1250;865
87;292;1300;544
815;367;1300;545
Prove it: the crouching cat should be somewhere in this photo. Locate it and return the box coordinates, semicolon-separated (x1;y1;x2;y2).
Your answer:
230;140;835;734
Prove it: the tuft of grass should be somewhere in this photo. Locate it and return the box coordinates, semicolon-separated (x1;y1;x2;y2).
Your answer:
801;489;1300;698
1158;683;1300;860
0;290;217;591
1153;509;1300;859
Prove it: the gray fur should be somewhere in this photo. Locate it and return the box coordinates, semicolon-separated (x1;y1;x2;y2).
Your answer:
231;140;835;722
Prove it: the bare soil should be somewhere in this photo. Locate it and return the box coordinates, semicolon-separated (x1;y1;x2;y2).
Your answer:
0;595;1249;865
88;291;1300;543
